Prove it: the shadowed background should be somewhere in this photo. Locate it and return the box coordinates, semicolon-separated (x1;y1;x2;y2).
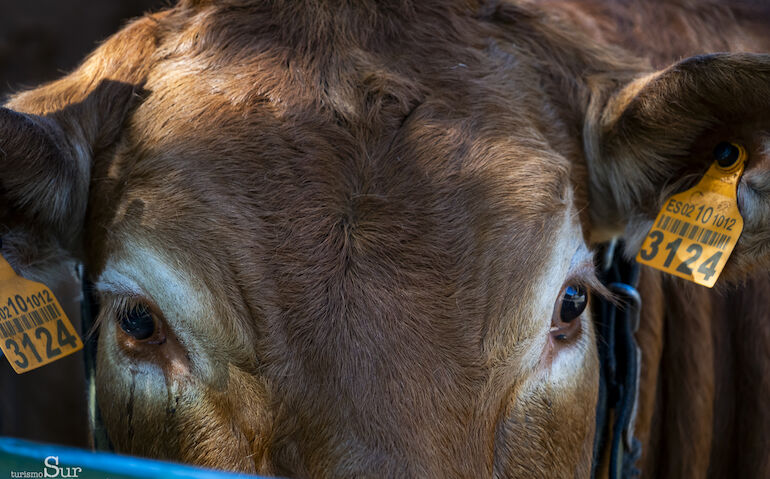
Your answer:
0;0;168;448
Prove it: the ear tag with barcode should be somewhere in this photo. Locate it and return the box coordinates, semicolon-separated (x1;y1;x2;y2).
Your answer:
636;142;746;287
0;255;83;373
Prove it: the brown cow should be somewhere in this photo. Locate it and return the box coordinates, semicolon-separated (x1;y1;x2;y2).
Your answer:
0;0;769;477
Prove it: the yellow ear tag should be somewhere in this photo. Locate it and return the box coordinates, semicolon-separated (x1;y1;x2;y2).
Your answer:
636;143;746;288
0;255;83;373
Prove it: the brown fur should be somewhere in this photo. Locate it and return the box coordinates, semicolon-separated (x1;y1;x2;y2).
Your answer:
1;1;769;477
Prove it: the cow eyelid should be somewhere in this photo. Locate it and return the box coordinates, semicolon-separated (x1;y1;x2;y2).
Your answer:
92;292;164;334
564;262;610;302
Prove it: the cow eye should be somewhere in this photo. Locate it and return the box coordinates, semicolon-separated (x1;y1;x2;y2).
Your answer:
119;304;156;340
550;284;587;343
559;285;587;323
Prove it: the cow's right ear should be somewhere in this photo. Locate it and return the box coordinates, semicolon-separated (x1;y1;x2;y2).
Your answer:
0;80;140;280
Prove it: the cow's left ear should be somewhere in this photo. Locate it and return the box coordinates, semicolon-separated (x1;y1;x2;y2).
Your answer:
584;53;770;280
0;80;140;281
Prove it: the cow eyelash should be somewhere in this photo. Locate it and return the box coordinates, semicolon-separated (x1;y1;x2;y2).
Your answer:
88;293;161;339
564;262;612;303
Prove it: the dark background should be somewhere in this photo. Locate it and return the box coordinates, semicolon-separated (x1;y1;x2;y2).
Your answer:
0;0;168;448
0;1;168;96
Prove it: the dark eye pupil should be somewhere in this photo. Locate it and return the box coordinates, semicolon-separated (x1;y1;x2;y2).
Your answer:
120;305;155;340
560;285;587;323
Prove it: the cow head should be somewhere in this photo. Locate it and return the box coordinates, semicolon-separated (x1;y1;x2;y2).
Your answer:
1;2;769;477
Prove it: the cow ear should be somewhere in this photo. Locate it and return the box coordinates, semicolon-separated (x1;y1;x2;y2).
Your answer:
0;80;140;280
585;53;770;279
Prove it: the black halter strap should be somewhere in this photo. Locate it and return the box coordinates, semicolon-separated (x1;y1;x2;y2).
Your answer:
591;240;643;478
80;268;111;451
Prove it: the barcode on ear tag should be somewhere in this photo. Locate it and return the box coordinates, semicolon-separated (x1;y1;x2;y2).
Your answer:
0;255;83;373
636;144;746;288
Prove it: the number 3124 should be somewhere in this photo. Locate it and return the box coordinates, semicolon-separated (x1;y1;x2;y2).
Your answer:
640;231;723;281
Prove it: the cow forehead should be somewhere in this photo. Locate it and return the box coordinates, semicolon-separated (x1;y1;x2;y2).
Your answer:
90;104;578;353
86;12;586;361
121;3;577;225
